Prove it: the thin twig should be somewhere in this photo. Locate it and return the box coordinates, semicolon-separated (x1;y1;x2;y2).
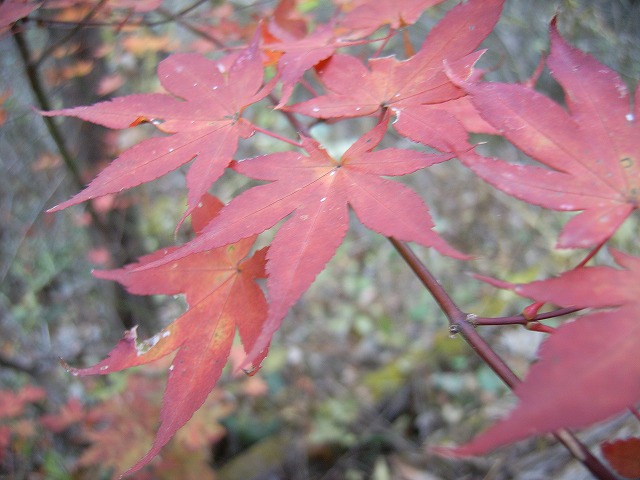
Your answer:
155;5;226;49
472;306;582;326
34;0;110;67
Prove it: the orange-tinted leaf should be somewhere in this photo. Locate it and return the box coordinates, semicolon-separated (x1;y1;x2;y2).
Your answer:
263;22;343;106
78;371;226;479
601;437;640;479
44;40;270;224
436;250;640;457
0;386;46;419
67;194;268;475
77;374;163;475
121;33;178;55
456;20;639;248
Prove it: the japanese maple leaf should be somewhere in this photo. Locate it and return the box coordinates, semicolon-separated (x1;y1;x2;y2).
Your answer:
262;21;345;107
44;39;269;223
339;0;446;38
137;116;466;369
288;0;503;147
266;0;308;41
436;249;640;457
76;372;227;479
65;193;268;476
453;20;640;248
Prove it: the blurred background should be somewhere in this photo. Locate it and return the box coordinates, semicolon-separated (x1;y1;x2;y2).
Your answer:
1;0;639;478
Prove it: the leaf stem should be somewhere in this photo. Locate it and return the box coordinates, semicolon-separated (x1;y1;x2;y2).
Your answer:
576;240;606;268
251;123;304;148
472;306;582;326
268;93;311;137
372;28;394;57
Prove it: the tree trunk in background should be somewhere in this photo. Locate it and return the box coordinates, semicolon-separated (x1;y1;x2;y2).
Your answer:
49;25;158;333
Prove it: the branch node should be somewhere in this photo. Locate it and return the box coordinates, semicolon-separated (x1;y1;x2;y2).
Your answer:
465;313;478;326
449;324;460;338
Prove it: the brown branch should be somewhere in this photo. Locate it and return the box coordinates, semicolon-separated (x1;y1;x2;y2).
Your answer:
390;239;617;480
388;238;463;321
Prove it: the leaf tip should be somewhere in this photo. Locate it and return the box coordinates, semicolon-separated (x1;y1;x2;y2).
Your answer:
471;273;515;290
442;59;469;91
46;203;63;213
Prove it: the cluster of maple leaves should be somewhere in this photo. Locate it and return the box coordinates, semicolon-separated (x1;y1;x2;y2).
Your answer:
3;0;639;477
0;367;239;478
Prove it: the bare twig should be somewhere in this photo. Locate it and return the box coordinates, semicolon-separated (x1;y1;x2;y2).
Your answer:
155;6;226;49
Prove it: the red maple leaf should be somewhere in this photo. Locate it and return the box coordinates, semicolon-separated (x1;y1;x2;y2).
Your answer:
601;437;640;479
339;0;446;38
136;115;466;370
265;0;308;42
65;193;268;475
288;0;503;147
263;0;459;107
454;19;640;248
262;21;345;107
44;39;270;223
435;249;640;457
